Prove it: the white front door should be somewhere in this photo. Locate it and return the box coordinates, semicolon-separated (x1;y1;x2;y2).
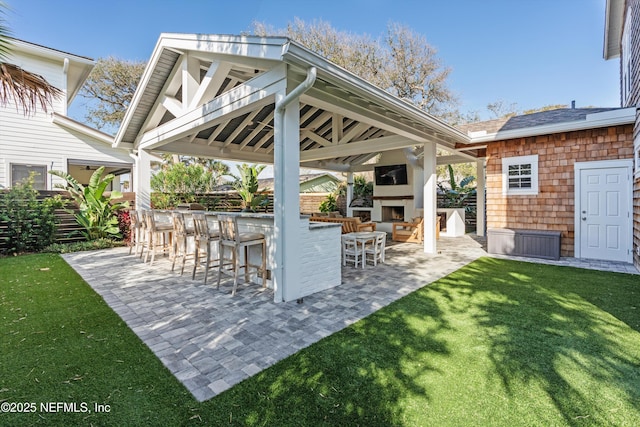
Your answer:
577;162;632;262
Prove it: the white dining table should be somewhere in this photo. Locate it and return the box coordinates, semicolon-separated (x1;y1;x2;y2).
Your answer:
343;231;384;269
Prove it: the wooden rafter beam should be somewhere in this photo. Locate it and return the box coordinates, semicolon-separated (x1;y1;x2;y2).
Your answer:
300;135;414;162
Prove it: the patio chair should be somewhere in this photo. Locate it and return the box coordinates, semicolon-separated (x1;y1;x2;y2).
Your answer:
392;217;425;243
192;212;220;284
217;214;266;296
144;210;173;265
171;212;196;276
364;231;386;266
341;233;363;268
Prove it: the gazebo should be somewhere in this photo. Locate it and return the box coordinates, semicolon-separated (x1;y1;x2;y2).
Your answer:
114;33;483;301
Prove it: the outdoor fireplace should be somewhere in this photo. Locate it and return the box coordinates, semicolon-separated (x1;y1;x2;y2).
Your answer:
352;210;372;222
382;206;404;222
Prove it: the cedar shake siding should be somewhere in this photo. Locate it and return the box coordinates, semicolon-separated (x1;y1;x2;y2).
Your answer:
621;0;640;270
621;0;640;107
486;124;634;257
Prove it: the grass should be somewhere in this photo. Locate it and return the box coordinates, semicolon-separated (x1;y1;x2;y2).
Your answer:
1;254;639;426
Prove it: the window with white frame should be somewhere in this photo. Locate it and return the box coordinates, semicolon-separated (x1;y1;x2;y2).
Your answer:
635;145;640;175
11;163;47;190
502;155;538;196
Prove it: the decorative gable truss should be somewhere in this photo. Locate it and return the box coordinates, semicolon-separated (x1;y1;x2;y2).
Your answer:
116;34;474;173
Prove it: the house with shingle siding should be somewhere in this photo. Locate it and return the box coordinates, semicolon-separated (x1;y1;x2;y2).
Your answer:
451;1;640;272
460;108;635;264
604;0;640;271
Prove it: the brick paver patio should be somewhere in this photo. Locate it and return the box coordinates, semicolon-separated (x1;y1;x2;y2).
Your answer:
62;235;636;402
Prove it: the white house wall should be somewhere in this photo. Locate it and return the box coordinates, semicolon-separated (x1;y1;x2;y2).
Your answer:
0;107;131;189
0;44;131;190
6;50;68;114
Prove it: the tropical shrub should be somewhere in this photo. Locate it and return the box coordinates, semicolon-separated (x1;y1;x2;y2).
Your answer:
117;210;131;243
437;164;476;208
0;174;63;254
43;238;124;254
230;163;267;211
318;193;338;213
353;175;373;198
151;162;214;208
49;167;129;240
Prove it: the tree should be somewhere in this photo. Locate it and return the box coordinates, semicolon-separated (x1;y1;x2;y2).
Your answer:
252;19;457;118
0;3;61;114
486;99;519;119
78;56;146;134
190;158;230;187
150;162;215;208
522;104;568;115
383;23;454;116
437;164;476;209
230;163;267;211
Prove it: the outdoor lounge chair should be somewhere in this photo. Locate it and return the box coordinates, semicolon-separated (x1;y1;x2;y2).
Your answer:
391;217;440;243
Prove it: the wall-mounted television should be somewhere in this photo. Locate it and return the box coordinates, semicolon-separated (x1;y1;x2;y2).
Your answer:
374;164;408;186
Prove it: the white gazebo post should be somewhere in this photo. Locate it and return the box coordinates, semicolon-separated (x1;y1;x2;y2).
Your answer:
476;158;486;236
134;149;152;210
273;67;316;302
346;172;354;217
423;141;437;254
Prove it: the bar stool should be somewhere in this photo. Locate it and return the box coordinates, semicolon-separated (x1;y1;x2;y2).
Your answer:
128;210;145;257
192;213;220;284
171;212;196;275
217;214;266;296
144;210;173;265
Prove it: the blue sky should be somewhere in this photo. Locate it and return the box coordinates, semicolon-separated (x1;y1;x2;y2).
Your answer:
5;0;620;123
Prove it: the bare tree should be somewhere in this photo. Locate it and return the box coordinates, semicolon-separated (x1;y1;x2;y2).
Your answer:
252;19;457;118
78;56;146;134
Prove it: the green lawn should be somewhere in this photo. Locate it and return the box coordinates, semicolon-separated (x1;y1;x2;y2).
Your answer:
1;254;639;426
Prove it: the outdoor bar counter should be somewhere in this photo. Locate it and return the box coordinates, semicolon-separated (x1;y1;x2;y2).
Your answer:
208;212;343;299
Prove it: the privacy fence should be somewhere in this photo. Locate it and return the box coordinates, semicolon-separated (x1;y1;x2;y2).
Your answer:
0;190;477;253
0;191;331;252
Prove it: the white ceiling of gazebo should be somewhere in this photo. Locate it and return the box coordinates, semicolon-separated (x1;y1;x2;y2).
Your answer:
114;33;479;169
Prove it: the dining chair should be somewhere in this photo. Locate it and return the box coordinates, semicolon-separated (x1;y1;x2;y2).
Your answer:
341;233;363;268
217;214;266;296
171;212;196;275
364;232;386;266
144;210;173;265
192;212;220;284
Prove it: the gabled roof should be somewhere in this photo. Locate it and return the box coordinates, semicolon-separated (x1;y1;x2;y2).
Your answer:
114;33;473;171
459;107;635;144
52;113;116;146
604;0;625;59
258;172;342;192
9;38;95;105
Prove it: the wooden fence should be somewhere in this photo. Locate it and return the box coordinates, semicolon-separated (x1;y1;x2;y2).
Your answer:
0;190;478;252
0;190;84;252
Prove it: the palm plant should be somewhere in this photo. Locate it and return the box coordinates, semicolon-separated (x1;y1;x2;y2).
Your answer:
437;164;476;208
0;3;61;114
230;163;267;212
49;167;129;240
